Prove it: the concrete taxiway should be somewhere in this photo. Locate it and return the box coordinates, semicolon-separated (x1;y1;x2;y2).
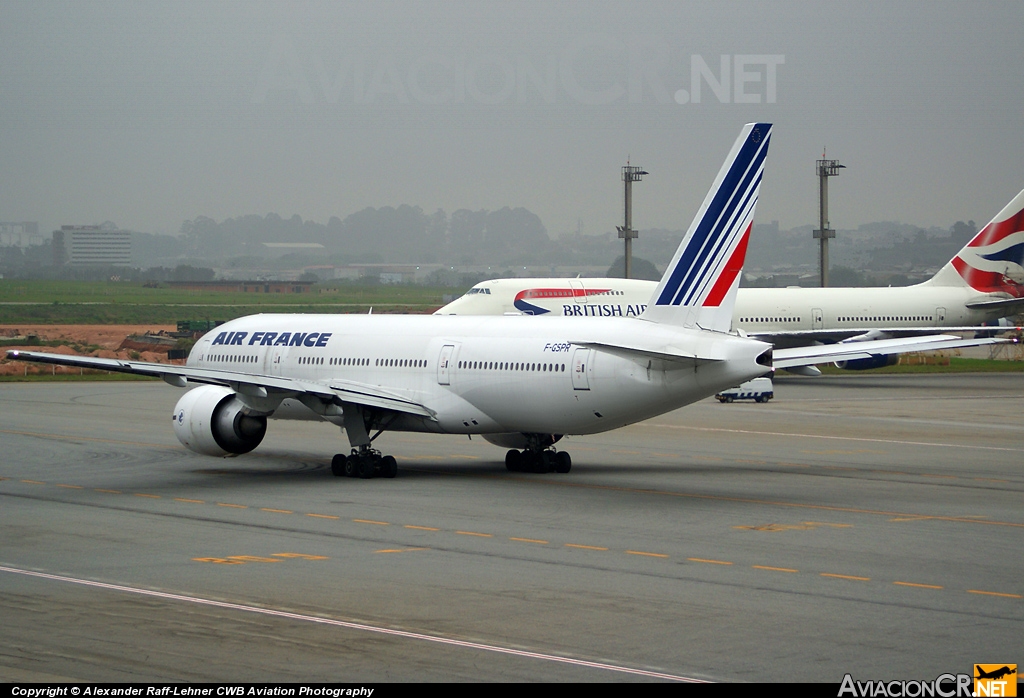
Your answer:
1;374;1021;682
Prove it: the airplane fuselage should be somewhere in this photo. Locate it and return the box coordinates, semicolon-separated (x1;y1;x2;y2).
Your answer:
437;278;1002;337
189;314;770;435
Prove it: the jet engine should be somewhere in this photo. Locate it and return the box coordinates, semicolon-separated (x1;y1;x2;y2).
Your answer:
172;385;267;456
833;354;900;371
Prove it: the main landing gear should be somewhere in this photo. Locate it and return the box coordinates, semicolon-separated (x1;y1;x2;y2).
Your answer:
331;446;398;479
505;448;571;474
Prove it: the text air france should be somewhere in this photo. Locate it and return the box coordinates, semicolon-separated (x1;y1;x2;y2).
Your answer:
211;331;332;348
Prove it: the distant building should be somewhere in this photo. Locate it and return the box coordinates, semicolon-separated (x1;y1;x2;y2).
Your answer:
0;222;41;248
53;225;131;266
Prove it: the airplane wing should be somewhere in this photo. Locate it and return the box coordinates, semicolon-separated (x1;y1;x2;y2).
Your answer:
749;326;1021;348
772;335;1011;369
4;350;435;419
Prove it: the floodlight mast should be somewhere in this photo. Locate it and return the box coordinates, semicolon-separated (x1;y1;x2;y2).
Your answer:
814;155;845;287
617;164;648;278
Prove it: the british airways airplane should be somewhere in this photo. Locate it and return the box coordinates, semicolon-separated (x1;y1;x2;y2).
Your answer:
7;124;1004;478
438;190;1024;370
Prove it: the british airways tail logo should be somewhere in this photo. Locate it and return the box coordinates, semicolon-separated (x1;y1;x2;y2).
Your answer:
952;204;1024;298
211;331;333;347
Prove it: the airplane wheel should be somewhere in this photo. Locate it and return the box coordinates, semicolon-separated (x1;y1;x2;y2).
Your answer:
357;456;376;479
540;451;556;473
505;449;522;472
381;455;398;478
331;454;346;477
344;456;357;478
554;451;571;474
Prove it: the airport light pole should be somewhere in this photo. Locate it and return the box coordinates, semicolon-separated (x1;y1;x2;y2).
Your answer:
617;164;647;279
814;155;845;287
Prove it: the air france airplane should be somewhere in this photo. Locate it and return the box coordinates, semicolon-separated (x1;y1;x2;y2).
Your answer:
7;124;1004;479
438;189;1024;370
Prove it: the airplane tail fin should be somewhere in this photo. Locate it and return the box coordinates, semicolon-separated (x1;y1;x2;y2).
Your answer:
925;188;1024;302
641;123;772;332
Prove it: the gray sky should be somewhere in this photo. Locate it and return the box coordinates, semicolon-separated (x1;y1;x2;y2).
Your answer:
2;1;1022;240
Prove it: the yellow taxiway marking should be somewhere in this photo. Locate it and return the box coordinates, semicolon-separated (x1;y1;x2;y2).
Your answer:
509;537;548;545
20;480;45;485
94;488;121;494
193;557;245;564
753;565;799;573
56;484;83;489
226;555;282;563
217;502;247;509
821;573;870;581
404;525;440;531
456;530;493;538
967;589;1022;599
134;493;160;499
271;553;329;560
920;474;957;479
174;498;204;503
449;455;481;460
626;550;669;559
374;547;429;554
261;508;293;514
306;513;339;520
894;581;943;590
353;518;389;526
565;544;609;551
688;558;733;565
734;523;813;532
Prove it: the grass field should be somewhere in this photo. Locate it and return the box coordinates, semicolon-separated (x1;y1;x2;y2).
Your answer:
0;280;457;323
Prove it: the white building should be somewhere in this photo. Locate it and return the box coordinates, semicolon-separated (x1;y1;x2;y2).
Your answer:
53;225;132;266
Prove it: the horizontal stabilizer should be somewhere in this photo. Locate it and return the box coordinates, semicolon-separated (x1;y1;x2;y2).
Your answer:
572;340;723;366
964;296;1024;312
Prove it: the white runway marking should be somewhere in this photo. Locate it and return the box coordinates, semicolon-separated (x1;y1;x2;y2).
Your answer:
649;424;1018;452
0;565;706;683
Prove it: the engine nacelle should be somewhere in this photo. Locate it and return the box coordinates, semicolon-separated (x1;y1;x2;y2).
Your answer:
172;385;267;457
834;354;900;371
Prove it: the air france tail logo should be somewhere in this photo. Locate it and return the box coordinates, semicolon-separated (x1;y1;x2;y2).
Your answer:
952;205;1024;298
655;123;769;308
211;331;333;347
513;287;612;315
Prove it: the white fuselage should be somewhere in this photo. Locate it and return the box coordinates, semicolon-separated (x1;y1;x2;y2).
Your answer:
436;278;1000;334
188;314;770;435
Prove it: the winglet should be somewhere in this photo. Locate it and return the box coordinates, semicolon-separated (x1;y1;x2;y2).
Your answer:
641;123;772;332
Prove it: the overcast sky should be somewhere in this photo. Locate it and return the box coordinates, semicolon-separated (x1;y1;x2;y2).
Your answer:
2;1;1022;240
